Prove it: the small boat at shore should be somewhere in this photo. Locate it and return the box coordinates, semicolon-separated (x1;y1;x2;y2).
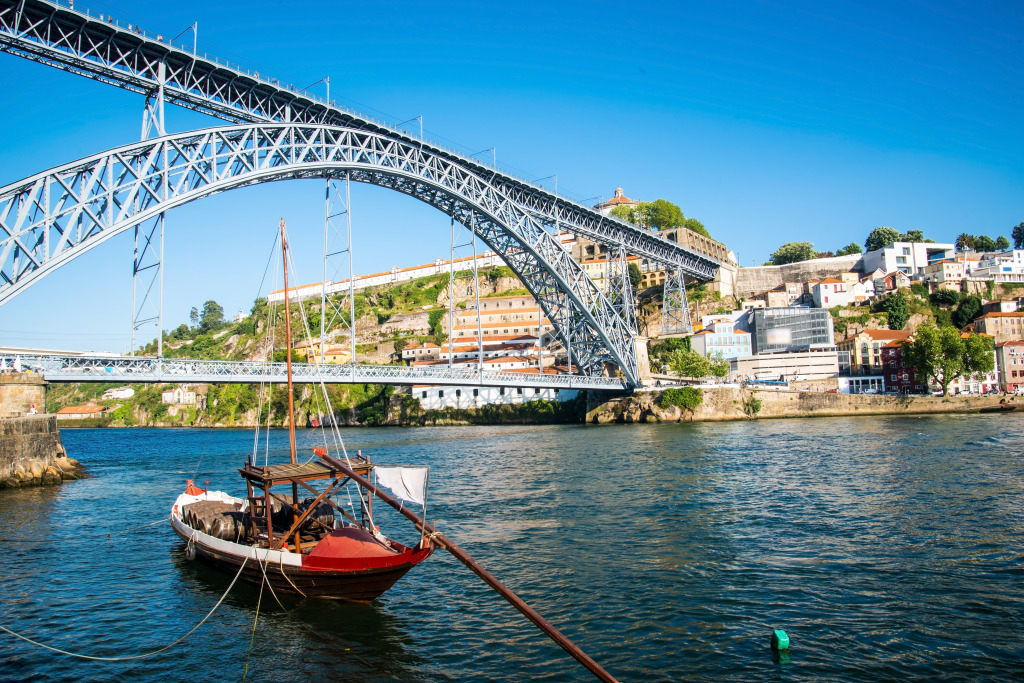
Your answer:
169;218;432;602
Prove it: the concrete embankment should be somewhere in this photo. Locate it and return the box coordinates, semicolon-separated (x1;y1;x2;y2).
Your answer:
0;414;84;488
586;388;1014;423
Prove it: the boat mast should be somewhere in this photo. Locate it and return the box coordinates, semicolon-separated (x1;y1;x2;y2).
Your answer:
280;217;298;466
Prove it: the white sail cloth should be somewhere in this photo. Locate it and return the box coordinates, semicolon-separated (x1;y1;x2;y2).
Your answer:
374;466;428;506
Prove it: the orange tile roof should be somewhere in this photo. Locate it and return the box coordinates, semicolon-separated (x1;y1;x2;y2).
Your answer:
855;329;911;341
996;340;1024;347
818;277;844;284
57;404;108;415
980;312;1024;318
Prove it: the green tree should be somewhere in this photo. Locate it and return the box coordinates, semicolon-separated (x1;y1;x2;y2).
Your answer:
767;241;817;266
975;235;997;252
609;205;634;222
667;349;710;378
199;300;224;332
952;295;982;329
1012;222;1024;250
836;242;862;256
708;352;730;377
930;289;961;307
646;199;685;230
900;325;994;396
864;227;901;252
628;262;642;288
189;307;199;328
883;291;910;330
900;229;926;242
427;309;445;336
955;233;976;251
995;236;1011;250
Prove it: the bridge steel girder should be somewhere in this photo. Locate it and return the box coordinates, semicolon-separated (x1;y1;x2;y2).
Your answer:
5;355;630;391
0;0;720;279
0;124;640;384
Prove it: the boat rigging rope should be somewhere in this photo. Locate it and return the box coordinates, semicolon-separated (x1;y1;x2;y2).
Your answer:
241;566;264;682
0;550;254;661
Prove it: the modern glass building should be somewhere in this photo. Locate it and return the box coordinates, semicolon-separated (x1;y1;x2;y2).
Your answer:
748;307;835;354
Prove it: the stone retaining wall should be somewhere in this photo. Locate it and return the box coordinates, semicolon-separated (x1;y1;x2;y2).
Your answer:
0;415;82;488
587;387;1011;423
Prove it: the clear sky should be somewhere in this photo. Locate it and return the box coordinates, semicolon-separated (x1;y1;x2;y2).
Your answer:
1;0;1021;352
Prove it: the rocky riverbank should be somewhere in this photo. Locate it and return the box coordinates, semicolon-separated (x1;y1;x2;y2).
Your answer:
0;415;85;489
586;387;1014;423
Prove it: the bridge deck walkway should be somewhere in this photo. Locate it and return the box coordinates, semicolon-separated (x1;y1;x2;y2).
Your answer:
2;355;629;392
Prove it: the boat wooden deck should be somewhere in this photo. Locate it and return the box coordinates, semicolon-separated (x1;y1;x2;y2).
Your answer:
239;459;371;485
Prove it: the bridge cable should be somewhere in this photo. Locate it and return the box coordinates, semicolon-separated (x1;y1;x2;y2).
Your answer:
0;549;253;661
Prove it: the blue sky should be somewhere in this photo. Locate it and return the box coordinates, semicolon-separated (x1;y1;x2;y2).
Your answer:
1;0;1021;352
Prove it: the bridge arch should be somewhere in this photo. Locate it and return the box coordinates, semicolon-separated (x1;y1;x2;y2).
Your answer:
0;124;639;383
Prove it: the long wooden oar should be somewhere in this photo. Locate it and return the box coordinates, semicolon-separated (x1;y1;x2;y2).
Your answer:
318;452;618;683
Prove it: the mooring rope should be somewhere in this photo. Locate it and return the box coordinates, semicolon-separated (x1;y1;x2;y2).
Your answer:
241;566;264;682
0;549;254;661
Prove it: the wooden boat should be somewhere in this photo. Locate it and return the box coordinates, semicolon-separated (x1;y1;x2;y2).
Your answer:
169;219;432;602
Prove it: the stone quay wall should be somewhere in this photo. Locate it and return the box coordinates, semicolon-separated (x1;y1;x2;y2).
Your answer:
587;387;1009;424
0;373;46;418
733;254;863;299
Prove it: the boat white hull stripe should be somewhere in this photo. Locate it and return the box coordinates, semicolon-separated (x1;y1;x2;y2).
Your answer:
170;492;303;567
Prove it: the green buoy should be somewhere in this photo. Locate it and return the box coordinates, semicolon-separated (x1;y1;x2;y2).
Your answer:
771;629;790;650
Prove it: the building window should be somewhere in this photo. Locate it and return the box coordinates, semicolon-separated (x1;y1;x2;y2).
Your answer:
455;389;461;398
438;390;444;398
421;391;427;399
473;388;479;397
517;388;523;395
500;387;505;395
534;388;540;394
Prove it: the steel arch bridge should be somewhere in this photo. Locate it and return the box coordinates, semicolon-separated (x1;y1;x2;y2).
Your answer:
1;123;647;381
0;0;724;388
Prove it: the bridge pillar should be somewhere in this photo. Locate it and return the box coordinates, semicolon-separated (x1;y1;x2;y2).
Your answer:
0;372;46;418
633;337;652;383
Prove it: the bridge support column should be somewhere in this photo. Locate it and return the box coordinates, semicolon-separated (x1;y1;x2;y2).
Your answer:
447;212;483;374
633;336;652;383
605;243;637;335
131;60;167;357
320;174;356;376
661;269;693;335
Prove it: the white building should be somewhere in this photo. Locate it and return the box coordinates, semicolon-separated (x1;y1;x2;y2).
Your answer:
730;349;840;381
862;241;956;277
414;384;579;410
920;259;965;290
101;386;135;400
162;386;197;405
812;277;854;308
690;319;752;359
971;250;1024;284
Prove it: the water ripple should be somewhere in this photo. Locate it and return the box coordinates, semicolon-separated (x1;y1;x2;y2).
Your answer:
1;417;1024;680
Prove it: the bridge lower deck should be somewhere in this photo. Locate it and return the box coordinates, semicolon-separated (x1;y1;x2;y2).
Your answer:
4;355;630;391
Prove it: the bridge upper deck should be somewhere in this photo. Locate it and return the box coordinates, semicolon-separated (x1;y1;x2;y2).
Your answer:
0;0;722;276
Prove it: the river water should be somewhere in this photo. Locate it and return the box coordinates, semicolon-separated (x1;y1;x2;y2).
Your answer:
1;416;1023;681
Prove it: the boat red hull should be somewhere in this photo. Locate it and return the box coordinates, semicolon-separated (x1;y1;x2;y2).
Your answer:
171;510;432;603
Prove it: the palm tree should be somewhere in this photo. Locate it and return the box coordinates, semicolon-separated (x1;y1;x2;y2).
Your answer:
955;233;975;251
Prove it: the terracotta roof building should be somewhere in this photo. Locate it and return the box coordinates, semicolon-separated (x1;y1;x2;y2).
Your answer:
836;328;911;375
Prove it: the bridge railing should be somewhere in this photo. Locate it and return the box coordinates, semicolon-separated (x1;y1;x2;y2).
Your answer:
0;355;629;391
